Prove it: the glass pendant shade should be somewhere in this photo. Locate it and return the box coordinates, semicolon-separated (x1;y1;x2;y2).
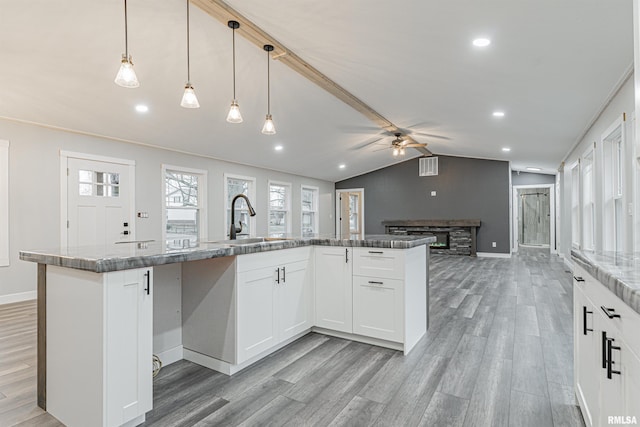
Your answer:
392;148;399;157
400;148;406;156
115;56;139;88
226;100;243;123
261;114;276;135
180;84;200;108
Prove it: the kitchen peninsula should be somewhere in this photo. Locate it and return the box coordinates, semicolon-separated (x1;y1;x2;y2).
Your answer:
19;234;434;427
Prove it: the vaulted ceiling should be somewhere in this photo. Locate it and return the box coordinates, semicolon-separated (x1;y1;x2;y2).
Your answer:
0;0;633;181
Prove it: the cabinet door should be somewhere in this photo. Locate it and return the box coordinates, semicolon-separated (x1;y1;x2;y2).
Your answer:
574;285;599;427
315;247;353;333
278;259;311;342
353;276;403;342
621;344;640;424
237;266;277;363
105;268;153;426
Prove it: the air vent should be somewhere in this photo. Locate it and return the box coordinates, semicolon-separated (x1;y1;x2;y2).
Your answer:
419;157;438;176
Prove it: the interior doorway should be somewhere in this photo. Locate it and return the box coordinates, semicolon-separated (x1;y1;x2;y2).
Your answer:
512;184;556;253
335;189;364;239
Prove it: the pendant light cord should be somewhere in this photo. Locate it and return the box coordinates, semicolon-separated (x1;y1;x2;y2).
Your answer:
124;0;129;58
267;51;270;114
232;27;236;99
186;0;190;83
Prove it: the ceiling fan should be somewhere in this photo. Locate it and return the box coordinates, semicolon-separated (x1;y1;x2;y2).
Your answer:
385;133;427;157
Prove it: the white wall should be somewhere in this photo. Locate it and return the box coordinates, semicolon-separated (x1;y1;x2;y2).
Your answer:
559;75;635;259
0;119;335;301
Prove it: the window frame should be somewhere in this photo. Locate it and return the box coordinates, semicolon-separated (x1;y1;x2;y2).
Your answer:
301;185;319;237
0;140;9;267
224;173;257;238
162;164;208;245
267;180;292;237
570;160;581;249
581;148;596;251
602;116;625;252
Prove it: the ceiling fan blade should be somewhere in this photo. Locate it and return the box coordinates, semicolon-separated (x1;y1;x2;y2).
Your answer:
351;137;384;150
414;146;433;156
338;125;382;133
405;143;427;148
405;121;439;129
411;132;451;140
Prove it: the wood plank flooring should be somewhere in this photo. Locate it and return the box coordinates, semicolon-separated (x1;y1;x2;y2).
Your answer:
1;248;585;426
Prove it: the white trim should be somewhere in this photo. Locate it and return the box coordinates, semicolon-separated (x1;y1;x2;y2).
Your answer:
0;290;36;305
512;183;556;254
301;184;320;236
161;165;208;243
477;252;512;258
60;151;136;249
223;173;257;238
155;345;183;367
267;180;292;237
0;140;9;267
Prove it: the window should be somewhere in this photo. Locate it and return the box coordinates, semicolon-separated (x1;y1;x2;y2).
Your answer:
301;185;319;237
349;193;360;233
581;150;595;250
0;140;8;266
268;181;291;237
224;174;256;238
78;170;120;197
571;162;581;249
603;119;624;252
163;166;207;249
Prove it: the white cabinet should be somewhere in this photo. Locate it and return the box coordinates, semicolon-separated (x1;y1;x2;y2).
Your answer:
315;246;353;333
573;264;640;427
352;275;403;342
47;266;153;427
278;259;313;341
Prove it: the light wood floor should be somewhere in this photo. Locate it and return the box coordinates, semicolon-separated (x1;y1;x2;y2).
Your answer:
2;248;584;426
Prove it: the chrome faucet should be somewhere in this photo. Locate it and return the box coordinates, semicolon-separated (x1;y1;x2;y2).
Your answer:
229;194;256;239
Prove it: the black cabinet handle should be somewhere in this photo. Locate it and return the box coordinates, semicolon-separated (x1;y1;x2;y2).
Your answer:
345;248;349;263
367;281;384;285
276;268;280;284
282;266;286;283
606;338;622;379
144;270;150;295
601;306;621;319
602;331;608;369
583;306;593;335
368;251;384;254
573;276;585;282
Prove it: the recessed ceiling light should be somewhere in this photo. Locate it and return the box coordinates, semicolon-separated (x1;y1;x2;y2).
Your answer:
135;104;149;113
339;164;346;169
473;38;491;47
502;147;511;152
526;167;542;172
274;145;283;151
493;111;505;117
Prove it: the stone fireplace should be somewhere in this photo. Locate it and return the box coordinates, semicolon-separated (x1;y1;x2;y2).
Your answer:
382;219;481;256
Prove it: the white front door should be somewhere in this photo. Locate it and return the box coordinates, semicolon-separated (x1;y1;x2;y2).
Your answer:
66;156;134;247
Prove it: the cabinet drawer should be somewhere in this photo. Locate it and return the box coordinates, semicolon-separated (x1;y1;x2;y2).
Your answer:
352;276;404;343
574;264;640;360
353;248;404;279
237;247;311;273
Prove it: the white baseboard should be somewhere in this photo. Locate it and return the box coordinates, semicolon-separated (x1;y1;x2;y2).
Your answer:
477;252;512;259
0;290;36;306
155;345;183;367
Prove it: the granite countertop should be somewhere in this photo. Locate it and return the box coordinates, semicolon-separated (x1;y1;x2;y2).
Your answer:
571;249;640;316
19;234;435;273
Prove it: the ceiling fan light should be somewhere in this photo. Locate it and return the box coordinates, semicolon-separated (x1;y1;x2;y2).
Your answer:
400;147;406;156
115;55;139;88
262;114;276;135
180;83;200;108
226;100;243;123
392;148;399;156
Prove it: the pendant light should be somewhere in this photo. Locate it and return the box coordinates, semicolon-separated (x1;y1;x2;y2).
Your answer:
261;44;276;135
114;0;140;88
180;0;200;108
226;21;242;123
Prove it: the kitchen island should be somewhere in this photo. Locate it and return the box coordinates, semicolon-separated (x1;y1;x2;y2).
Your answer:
20;234;433;427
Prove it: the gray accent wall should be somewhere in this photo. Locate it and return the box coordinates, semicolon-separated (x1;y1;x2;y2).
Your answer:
336;155;511;254
512;171;556;186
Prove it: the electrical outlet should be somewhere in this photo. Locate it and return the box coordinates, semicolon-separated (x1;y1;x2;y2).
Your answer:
492;242;497;248
430;191;437;196
137;212;149;218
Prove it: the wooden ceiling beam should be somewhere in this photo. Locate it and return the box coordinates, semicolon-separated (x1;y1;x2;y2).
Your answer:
191;0;432;156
